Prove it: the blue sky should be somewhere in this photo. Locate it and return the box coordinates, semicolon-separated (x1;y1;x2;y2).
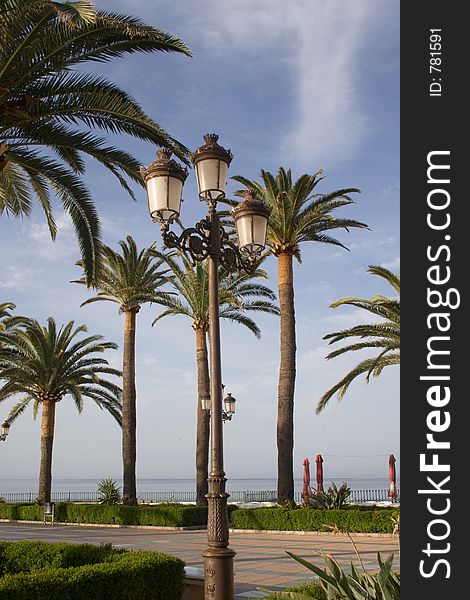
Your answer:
0;1;399;485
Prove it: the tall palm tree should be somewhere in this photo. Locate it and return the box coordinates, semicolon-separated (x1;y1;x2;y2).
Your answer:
0;317;121;502
0;0;191;282
76;236;169;505
316;265;400;413
232;168;368;503
153;250;280;505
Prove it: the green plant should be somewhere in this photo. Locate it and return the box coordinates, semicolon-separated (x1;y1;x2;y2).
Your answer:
0;541;184;599
0;541;120;575
153;250;279;505
309;483;351;510
232;168;367;503
0;0;191;282
317;266;400;413
97;478;122;505
0;318;122;503
266;582;327;599
230;507;398;533
0;502;210;527
75;237;170;505
284;551;399;599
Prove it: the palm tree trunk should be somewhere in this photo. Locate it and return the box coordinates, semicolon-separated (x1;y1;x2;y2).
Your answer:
38;399;56;503
195;327;210;505
277;251;296;504
122;307;138;505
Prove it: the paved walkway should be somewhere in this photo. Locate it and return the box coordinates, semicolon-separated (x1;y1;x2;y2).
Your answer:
0;523;399;597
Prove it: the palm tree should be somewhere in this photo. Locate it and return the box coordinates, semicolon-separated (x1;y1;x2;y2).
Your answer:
153;250;280;505
0;317;121;502
232;168;368;503
0;301;25;335
0;0;191;283
76;236;169;505
316;265;400;413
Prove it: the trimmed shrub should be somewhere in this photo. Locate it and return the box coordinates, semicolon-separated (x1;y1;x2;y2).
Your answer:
0;542;184;600
266;582;327;599
0;541;120;575
0;502;208;527
0;503;44;522
230;507;399;533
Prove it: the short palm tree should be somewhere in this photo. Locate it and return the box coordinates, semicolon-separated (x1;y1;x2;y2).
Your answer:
76;236;169;505
316;265;400;413
153;250;280;505
232;168;368;503
0;317;121;502
0;301;26;339
0;0;191;282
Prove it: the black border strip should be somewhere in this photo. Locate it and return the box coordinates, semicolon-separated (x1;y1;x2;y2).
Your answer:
401;4;465;598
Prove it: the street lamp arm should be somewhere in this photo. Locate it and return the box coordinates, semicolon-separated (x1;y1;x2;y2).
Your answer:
161;218;260;274
160;218;211;264
219;226;260;273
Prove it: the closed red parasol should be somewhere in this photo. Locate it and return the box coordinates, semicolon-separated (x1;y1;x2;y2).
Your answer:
388;454;397;500
301;458;312;500
316;454;324;493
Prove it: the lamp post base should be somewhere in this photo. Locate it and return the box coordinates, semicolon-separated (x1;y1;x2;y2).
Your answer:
203;546;236;600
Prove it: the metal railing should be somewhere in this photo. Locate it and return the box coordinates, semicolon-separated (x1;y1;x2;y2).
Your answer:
0;488;399;504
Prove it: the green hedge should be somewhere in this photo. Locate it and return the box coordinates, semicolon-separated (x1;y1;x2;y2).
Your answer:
0;541;121;575
266;582;327;599
0;541;184;600
0;502;208;527
231;507;399;533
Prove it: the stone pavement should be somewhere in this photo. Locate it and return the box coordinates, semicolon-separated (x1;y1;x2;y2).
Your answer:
0;523;399;597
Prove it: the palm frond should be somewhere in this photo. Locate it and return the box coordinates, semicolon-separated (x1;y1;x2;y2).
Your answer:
317;265;400;413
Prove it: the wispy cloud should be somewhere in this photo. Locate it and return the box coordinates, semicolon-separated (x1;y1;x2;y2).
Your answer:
380;256;400;270
112;0;392;169
0;266;42;291
285;1;376;168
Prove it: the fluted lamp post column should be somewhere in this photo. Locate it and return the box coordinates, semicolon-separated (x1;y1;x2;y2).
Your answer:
142;134;270;600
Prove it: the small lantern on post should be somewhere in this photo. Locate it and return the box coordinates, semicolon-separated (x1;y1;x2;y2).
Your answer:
201;395;211;412
223;393;236;420
0;421;10;442
140;149;188;224
43;502;55;525
192;134;233;201
232;190;270;255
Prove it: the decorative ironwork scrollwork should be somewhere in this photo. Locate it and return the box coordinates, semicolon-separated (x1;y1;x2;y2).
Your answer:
219;224;260;274
161;218;260;274
161;218;211;264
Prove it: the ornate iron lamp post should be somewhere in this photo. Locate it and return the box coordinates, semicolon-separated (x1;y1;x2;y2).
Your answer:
142;134;270;600
0;421;10;442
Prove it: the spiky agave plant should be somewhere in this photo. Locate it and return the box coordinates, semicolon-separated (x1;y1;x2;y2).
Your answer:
97;478;122;505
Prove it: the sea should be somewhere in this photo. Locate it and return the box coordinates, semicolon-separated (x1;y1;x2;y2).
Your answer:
0;477;398;494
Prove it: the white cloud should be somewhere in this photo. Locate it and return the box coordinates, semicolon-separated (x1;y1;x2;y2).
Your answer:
285;1;376;168
112;0;390;168
380;256;400;270
0;266;42;291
